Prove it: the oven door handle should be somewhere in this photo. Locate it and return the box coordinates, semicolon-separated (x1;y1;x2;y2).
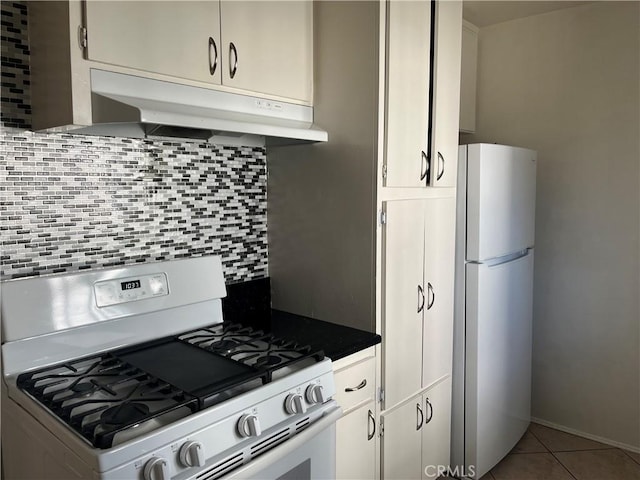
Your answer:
223;403;343;479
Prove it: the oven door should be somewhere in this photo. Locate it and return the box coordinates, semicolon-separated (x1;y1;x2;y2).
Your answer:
224;405;342;480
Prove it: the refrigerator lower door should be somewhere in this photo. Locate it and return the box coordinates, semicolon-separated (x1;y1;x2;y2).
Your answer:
465;250;534;479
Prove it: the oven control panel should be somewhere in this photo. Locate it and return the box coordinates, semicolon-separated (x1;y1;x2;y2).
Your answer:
94;273;169;307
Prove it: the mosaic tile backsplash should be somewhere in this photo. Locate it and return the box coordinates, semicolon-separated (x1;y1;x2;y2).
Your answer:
0;2;268;282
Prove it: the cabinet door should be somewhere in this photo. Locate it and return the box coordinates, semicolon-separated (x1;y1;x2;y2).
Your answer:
336;401;376;480
422;377;452;480
422;198;456;387
220;1;312;102
382;398;423;480
385;0;433;187
429;0;462;187
383;200;425;408
85;1;222;85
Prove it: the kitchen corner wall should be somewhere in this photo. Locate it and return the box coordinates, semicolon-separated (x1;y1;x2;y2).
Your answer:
463;2;639;448
0;2;268;283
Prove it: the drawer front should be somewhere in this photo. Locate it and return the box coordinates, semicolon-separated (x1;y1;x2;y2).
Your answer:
334;356;376;413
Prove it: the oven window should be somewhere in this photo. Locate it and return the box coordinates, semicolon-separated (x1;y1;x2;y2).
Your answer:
276;459;311;480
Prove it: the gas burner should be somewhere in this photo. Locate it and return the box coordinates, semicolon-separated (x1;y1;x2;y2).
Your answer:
254;355;282;367
209;339;240;353
71;381;96;395
101;402;150;427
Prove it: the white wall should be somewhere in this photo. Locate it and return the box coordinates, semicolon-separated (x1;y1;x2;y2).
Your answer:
464;2;639;449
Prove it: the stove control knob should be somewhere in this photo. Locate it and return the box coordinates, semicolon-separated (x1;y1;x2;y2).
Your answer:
143;456;169;480
179;441;205;468
237;413;262;437
284;393;307;415
305;384;325;404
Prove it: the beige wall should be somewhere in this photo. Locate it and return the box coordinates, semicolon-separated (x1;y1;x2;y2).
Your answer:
463;2;639;448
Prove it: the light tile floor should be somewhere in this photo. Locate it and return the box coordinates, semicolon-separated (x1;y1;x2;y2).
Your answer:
476;423;640;480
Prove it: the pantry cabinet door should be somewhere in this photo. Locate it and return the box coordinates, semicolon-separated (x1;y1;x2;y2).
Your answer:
422;377;452;480
422;198;455;388
385;0;433;187
85;1;222;85
336;401;376;480
429;0;462;187
382;398;423;480
220;1;312;102
382;200;425;408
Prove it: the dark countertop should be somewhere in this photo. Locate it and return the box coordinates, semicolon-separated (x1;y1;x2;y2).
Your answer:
223;278;381;361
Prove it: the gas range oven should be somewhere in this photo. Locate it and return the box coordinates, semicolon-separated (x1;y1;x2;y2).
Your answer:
1;256;341;479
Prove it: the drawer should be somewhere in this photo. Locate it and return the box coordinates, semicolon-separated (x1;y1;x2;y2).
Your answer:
334;355;376;414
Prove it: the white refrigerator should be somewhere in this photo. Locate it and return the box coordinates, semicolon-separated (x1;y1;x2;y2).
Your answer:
451;143;536;479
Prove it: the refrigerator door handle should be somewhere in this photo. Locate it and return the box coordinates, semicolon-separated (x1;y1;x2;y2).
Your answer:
485;249;532;268
417;284;425;313
427;282;435;310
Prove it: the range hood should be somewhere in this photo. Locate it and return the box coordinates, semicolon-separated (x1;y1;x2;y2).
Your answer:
59;69;328;147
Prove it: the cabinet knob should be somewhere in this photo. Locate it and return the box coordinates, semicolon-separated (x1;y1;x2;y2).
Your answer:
208;37;218;76
345;379;367;392
229;42;238;79
437;152;445;181
420;151;429;181
367;409;376;441
425;397;434;424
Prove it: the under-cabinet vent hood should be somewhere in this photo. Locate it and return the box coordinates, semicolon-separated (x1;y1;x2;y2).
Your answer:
57;69;328;146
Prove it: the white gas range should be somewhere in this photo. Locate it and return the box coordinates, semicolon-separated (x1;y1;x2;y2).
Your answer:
1;256;341;479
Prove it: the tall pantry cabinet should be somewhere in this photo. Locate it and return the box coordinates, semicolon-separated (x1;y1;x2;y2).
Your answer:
267;1;462;478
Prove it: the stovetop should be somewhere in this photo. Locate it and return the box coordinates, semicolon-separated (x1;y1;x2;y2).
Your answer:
17;321;324;449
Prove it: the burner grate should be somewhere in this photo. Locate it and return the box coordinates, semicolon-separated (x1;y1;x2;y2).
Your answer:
178;321;324;382
17;354;198;448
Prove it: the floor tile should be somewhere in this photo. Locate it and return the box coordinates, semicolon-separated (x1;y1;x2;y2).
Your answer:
624;449;640;465
490;453;574;480
555;448;640;480
529;423;611;452
511;430;548;453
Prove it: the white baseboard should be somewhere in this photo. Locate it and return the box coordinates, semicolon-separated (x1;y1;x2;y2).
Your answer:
531;417;640;454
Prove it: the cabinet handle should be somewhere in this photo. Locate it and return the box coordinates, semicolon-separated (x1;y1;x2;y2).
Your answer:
208;37;218;76
436;152;445;181
345;379;367;392
416;402;424;430
229;42;238;79
427;282;435;310
367;409;376;441
417;284;425;313
420;151;429;181
425;397;434;424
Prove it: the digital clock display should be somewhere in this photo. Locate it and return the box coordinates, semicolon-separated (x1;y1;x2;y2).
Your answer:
121;280;141;291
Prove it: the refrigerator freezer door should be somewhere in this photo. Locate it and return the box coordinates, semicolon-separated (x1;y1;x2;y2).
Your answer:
465;250;533;479
466;144;536;262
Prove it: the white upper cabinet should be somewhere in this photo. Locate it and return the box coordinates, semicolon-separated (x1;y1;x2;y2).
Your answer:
220;1;312;102
83;1;312;103
429;0;463;187
385;0;433;187
85;1;222;85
